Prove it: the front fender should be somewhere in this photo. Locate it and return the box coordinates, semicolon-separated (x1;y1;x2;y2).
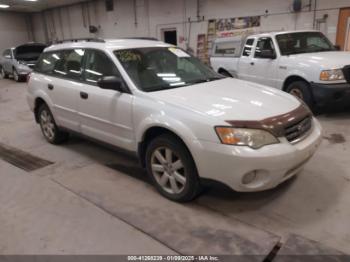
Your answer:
136;114;198;147
287;69;309;81
136;114;208;170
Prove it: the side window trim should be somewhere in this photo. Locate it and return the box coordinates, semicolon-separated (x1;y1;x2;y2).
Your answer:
81;49;120;86
254;37;275;59
81;48;131;93
34;48;132;94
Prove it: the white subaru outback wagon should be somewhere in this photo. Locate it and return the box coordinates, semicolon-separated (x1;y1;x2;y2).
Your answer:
27;38;322;202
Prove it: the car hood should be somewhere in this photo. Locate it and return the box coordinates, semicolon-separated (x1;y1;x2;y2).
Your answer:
14;43;46;62
288;51;350;69
149;78;301;121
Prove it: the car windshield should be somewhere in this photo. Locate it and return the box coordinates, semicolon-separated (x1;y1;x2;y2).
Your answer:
114;47;223;92
276;32;336;56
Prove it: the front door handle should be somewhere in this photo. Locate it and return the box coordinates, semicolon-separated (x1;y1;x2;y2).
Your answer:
250;62;255;66
80;92;89;100
48;84;54;90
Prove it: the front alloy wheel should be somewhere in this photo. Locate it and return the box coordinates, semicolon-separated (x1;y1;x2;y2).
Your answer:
146;134;201;202
151;147;187;194
13;69;20;82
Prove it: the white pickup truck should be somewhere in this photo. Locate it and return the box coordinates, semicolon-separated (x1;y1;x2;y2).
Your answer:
210;30;350;109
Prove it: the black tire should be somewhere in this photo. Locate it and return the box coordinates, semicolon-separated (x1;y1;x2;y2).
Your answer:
1;67;9;79
37;104;69;144
286;81;314;109
145;134;201;202
219;70;233;78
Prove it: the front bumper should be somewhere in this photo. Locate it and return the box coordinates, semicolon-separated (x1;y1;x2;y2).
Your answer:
192;118;322;192
310;82;350;107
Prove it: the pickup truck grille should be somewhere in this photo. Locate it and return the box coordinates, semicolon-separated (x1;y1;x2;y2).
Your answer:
343;65;350;83
285;116;312;143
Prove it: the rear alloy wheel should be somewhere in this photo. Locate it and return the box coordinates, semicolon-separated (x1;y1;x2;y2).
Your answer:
286;81;314;109
146;134;201;202
1;67;8;79
38;104;69;144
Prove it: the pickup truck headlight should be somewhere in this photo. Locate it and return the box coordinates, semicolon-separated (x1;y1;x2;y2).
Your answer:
215;127;279;149
320;69;345;81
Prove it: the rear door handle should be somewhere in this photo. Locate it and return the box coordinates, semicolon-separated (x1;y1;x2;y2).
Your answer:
48;84;54;90
80;92;88;100
250;62;255;66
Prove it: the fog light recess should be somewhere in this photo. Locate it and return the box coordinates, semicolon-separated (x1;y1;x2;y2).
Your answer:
242;171;257;185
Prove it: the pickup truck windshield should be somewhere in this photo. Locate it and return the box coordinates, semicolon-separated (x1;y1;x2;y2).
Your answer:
276;32;335;56
114;47;222;92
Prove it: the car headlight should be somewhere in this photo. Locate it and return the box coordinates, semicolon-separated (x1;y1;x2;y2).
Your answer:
320;69;345;81
215;127;279;149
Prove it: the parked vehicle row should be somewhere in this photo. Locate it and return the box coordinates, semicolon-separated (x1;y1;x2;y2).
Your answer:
0;43;46;82
210;30;350;109
27;38;322;202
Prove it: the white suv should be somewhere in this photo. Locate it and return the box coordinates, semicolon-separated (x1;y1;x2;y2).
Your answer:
27;38;322;202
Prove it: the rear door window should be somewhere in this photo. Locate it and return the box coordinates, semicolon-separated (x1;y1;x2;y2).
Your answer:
36;49;85;81
36;52;64;74
242;38;254;56
57;49;85;80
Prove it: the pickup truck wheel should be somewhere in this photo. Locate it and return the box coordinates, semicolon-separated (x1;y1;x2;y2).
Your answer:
38;104;69;144
219;70;233;78
286;81;314;109
1;67;9;79
145;134;201;202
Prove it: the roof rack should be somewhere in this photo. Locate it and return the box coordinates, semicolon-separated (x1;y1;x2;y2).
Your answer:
54;38;106;44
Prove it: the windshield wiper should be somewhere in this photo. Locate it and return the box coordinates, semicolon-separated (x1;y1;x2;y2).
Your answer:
189;77;223;84
145;77;224;92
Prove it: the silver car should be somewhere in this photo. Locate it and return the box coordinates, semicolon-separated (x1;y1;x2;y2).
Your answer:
0;43;46;82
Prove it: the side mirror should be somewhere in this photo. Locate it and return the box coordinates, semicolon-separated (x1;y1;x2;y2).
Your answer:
97;76;124;92
260;49;276;59
334;45;341;51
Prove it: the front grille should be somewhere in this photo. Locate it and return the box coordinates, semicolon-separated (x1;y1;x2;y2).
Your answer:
285;116;312;143
342;65;350;83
